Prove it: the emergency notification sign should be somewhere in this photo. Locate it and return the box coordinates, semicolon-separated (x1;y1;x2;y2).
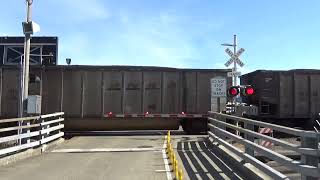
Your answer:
211;78;227;97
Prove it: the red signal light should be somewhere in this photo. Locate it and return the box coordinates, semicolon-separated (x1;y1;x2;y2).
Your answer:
228;86;239;97
242;86;255;96
246;87;254;95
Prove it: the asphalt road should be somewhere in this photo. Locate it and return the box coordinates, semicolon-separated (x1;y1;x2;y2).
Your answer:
0;130;293;180
0;132;170;180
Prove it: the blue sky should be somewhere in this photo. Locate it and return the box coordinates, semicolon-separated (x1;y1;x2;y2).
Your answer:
1;0;319;74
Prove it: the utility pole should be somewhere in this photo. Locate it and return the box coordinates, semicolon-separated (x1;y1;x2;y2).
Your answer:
22;0;33;116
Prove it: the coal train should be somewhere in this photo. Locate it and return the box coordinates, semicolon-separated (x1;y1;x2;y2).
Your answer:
237;69;320;129
0;65;231;133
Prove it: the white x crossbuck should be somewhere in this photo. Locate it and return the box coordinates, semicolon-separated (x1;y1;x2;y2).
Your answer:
224;48;245;67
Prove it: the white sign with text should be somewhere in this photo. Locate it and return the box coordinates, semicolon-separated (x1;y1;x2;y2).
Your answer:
211;78;227;97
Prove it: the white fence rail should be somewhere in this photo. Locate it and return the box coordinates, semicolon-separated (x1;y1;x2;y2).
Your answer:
0;112;64;156
208;112;320;180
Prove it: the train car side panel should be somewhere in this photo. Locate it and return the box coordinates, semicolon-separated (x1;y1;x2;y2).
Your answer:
162;72;180;113
1;69;19;117
41;69;62;114
310;74;320;118
124;71;142;114
293;72;309;117
182;71;197;113
62;69;82;117
197;72;216;113
143;71;161;113
83;71;102;117
103;71;123;114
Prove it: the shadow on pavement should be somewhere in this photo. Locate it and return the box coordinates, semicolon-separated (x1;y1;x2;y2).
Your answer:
177;138;249;180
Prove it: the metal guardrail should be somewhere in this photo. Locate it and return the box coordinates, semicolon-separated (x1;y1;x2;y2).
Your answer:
208;112;320;180
0;112;64;156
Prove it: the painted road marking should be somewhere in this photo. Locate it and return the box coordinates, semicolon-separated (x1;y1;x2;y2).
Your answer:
155;170;171;172
162;136;173;180
51;147;163;153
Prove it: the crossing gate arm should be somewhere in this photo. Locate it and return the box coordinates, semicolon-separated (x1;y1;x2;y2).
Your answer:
208;112;320;179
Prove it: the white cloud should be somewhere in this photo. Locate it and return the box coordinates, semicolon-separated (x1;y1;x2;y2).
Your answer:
36;0;110;24
55;7;225;68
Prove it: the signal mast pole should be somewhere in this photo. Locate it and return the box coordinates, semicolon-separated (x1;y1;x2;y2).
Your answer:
233;35;237;86
22;0;33;117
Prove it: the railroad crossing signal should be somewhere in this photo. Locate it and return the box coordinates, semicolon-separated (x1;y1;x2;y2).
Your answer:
224;48;245;67
227;85;255;97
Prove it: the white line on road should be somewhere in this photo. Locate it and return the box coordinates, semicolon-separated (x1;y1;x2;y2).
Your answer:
51;147;163;153
155;170;171;172
162;136;173;180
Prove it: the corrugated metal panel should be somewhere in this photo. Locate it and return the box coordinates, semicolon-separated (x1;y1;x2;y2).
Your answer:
1;69;19;117
0;68;2;116
279;72;293;117
103;71;123;114
242;70;320;119
0;66;231;119
83;71;102;117
162;72;180;113
124;71;142;113
197;72;216;113
183;71;197;113
143;71;161;113
293;72;309;117
41;69;62;114
62;70;82;117
310;74;320;117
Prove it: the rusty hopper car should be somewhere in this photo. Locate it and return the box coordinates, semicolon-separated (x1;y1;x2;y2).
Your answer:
0;65;231;133
240;69;320;128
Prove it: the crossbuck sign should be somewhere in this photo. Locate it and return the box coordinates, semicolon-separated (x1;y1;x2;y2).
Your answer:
224;48;245;67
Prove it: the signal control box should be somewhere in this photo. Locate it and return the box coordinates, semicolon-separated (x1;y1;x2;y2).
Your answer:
27;95;42;115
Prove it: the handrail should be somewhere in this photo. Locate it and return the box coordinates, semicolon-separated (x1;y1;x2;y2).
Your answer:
0;112;64;156
208;131;289;180
0;116;40;124
208;112;320;179
212;112;319;138
209;117;320;156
